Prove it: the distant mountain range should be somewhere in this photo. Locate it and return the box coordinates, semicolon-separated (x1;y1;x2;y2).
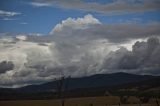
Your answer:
0;72;160;100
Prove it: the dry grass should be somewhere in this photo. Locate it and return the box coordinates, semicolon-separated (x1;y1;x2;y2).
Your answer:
0;96;159;106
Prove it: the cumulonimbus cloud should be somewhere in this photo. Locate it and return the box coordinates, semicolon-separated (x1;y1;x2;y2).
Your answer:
0;14;160;88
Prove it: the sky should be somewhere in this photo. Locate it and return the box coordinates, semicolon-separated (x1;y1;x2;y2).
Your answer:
0;0;160;34
0;0;160;88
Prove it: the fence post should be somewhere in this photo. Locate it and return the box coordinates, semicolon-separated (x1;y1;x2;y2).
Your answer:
156;98;159;106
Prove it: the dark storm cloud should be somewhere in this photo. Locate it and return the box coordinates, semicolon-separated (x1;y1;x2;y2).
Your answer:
0;61;14;74
30;0;160;15
38;43;48;46
102;37;160;75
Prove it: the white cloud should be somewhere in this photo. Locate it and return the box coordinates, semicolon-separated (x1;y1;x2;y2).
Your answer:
16;35;28;41
0;36;56;87
50;14;101;34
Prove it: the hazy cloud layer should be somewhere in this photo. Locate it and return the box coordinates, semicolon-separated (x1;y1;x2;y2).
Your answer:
50;20;160;43
0;14;160;88
30;0;160;15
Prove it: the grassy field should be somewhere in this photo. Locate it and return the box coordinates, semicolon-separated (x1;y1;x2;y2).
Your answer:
0;96;159;106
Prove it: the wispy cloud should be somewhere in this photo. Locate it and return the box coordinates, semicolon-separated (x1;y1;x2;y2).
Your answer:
20;22;28;25
30;2;52;7
0;18;17;21
0;10;21;17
